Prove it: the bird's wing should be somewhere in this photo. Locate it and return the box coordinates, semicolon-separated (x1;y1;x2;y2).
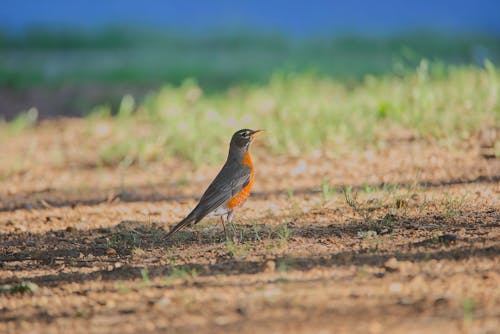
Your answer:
192;161;251;220
164;161;251;240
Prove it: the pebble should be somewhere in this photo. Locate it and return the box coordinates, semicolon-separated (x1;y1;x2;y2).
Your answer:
389;283;402;293
106;248;117;255
155;296;171;308
264;260;276;273
384;257;400;272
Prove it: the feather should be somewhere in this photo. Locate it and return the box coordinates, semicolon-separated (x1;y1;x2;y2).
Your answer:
164;161;251;240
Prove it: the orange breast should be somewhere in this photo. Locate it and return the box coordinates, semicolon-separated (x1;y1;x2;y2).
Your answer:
226;151;254;210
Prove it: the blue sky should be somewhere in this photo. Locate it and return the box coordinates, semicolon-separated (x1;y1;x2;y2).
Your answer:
1;0;499;35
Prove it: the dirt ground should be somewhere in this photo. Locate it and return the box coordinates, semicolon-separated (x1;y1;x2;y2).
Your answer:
0;120;499;334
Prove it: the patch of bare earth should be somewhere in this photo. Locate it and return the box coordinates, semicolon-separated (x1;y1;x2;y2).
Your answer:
1;120;499;333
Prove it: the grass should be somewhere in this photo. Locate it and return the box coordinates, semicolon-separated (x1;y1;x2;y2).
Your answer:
277;256;296;272
63;62;500;166
108;231;142;255
164;266;198;285
339;179;476;240
277;223;292;245
0;281;39;294
225;239;251;257
463;298;476;322
441;193;467;217
1;62;498;167
6;107;39;133
140;267;151;284
343;186;384;223
321;179;335;202
252;222;262;242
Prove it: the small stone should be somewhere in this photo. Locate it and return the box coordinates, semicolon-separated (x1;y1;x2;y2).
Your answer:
214;315;233;325
106;248;117;255
384;257;400;272
155;296;171;308
437;234;457;245
389;283;402;293
409;275;428;294
290;160;307;176
264;260;276;273
433;297;448;307
262;288;281;298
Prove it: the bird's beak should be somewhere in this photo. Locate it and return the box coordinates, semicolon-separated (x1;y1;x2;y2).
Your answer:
250;130;264;138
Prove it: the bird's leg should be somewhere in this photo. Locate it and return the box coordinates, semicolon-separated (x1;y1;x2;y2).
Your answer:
227;211;239;243
220;215;229;241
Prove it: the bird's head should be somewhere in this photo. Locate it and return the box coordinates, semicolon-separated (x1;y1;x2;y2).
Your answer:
230;129;264;151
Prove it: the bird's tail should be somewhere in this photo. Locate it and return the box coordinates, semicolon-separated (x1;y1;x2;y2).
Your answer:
164;214;197;241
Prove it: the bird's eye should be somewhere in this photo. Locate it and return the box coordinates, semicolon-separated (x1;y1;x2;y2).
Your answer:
241;131;249;138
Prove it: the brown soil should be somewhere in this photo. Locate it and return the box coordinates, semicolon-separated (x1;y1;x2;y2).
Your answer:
1;120;499;334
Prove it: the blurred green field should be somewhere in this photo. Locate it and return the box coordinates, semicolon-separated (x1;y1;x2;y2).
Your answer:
1;28;500;90
3;61;498;166
1;29;499;165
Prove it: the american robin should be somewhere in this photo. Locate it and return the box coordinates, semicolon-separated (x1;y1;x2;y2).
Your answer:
165;129;263;241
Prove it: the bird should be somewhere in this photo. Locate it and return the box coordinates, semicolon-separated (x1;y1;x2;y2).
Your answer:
165;129;263;242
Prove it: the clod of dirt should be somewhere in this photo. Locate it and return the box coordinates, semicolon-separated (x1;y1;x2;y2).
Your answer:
389;283;402;293
155;296;172;308
479;127;498;159
413;234;458;247
436;234;458;245
383;257;400;272
106;248;117;255
264;260;276;273
357;230;377;238
433;297;449;308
